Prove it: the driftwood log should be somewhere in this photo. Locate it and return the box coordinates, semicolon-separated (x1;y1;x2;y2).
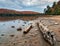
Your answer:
23;25;32;34
36;22;56;46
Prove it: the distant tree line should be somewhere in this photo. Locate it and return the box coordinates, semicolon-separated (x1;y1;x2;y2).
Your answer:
0;13;43;17
44;1;60;15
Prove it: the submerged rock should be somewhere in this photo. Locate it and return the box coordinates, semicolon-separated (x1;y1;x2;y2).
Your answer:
11;26;15;28
17;28;22;31
1;34;4;36
22;25;25;26
24;21;27;24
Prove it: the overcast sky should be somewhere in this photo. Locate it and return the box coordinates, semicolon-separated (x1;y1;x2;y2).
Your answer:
0;0;59;13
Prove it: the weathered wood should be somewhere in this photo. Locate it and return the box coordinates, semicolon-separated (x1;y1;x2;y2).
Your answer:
23;25;32;34
39;22;49;32
36;22;56;46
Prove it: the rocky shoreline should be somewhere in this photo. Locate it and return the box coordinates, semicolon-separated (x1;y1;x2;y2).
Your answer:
0;16;60;46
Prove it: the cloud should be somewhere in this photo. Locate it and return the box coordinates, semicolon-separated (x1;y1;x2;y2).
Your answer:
0;0;6;1
22;0;39;6
0;0;59;13
21;0;59;6
0;0;22;9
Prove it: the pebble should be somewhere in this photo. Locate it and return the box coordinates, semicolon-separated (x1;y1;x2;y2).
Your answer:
10;35;14;37
1;34;4;36
25;41;27;43
54;23;59;25
24;21;26;24
17;28;22;31
22;25;25;26
11;26;15;28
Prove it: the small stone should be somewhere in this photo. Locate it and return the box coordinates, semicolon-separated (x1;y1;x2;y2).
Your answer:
59;30;60;32
22;25;25;26
25;41;27;43
34;42;37;44
15;36;18;38
11;26;15;28
3;24;5;25
1;34;4;36
54;23;59;25
13;43;16;45
17;28;22;31
10;35;14;37
24;22;26;24
0;37;1;38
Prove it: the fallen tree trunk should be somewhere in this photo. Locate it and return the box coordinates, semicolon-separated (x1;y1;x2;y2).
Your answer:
36;22;56;46
23;25;32;34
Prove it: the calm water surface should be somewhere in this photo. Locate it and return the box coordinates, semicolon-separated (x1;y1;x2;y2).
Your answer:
0;19;31;43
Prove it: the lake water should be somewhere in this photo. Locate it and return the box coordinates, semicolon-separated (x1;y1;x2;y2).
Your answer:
0;19;31;43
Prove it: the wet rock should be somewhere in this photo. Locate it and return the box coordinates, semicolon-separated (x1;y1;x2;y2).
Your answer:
15;36;18;38
10;35;14;37
24;21;26;24
17;28;22;31
3;24;5;25
0;37;1;39
34;41;37;44
1;34;4;36
30;23;32;24
25;41;27;43
22;25;25;26
13;43;16;45
11;26;15;28
59;31;60;32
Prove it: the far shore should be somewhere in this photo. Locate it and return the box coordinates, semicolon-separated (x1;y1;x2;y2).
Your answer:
0;15;60;21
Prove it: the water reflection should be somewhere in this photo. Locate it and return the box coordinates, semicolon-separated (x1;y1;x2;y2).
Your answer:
0;19;31;43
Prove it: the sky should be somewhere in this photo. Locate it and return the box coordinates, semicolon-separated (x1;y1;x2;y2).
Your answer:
0;0;59;13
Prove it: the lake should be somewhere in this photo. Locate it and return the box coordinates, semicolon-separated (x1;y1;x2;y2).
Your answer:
0;19;31;43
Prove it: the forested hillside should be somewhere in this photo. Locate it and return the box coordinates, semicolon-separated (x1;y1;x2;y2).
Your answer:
44;1;60;15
